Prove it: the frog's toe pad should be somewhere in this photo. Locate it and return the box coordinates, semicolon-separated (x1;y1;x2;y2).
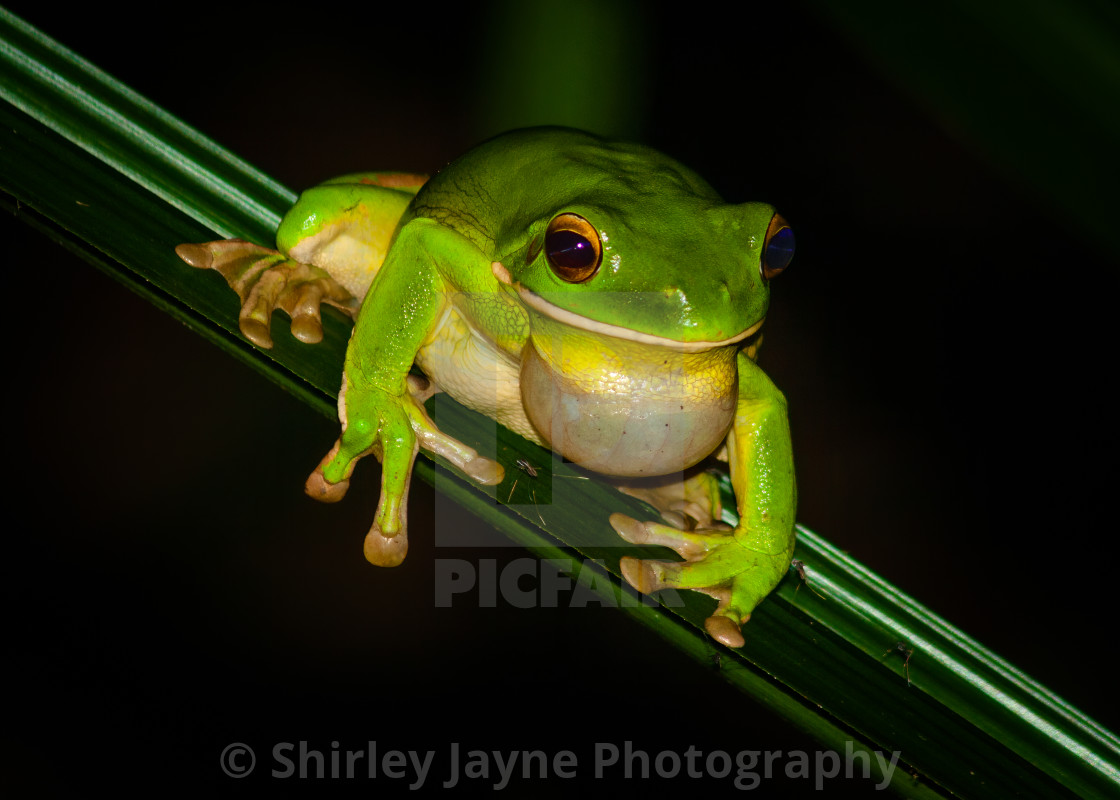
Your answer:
306;469;349;503
705;615;746;649
290;296;328;344
239;317;274;349
463;456;504;486
364;528;408;567
305;442;352;503
619;555;667;594
610;513;652;544
175;242;214;269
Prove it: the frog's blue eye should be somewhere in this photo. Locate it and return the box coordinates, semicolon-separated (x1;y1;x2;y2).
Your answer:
762;213;794;280
544;213;602;283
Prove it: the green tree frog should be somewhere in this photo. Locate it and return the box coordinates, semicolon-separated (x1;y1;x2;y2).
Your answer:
177;128;796;647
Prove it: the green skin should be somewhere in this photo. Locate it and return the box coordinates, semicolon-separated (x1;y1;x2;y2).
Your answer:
177;127;796;648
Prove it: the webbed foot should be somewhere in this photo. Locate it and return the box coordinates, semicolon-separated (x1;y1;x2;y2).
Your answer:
611;513;792;648
176;239;359;348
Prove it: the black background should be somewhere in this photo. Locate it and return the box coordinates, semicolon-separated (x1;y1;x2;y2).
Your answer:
6;1;1117;795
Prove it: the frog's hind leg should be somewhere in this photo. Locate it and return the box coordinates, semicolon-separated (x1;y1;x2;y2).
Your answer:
176;239;360;348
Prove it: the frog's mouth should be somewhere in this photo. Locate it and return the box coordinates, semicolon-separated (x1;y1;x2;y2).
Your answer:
517;286;763;353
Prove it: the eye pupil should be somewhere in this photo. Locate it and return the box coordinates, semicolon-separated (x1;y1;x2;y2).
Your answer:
546;230;595;270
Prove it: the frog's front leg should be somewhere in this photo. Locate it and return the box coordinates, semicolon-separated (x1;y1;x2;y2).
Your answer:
304;218;505;566
612;351;796;647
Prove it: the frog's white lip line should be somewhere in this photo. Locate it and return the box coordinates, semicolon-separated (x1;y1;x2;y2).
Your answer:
517;285;763;353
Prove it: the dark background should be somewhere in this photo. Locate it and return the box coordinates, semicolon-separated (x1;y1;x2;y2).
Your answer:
6;0;1117;795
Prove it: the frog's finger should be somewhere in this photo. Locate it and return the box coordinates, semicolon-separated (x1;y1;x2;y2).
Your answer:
619;553;750;647
240;263;287;347
305;440;354;503
285;281;328;344
702;562;794;647
240;259;359;347
372;426;417;538
364;520;409;566
365;428;419;567
610;513;731;559
691;586;747;648
275;265;363;344
305;420;379;505
404;399;504;486
305;380;386;502
176;238;276;282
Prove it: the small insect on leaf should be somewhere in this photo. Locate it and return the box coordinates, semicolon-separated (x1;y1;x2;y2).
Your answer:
883;641;915;686
790;558;827;600
515;458;539;478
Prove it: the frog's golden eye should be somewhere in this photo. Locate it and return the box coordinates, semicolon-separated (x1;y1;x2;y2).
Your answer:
762;213;795;280
544;213;602;283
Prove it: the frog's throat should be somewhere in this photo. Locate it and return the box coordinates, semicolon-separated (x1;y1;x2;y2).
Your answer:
517;286;763;353
518;335;739;477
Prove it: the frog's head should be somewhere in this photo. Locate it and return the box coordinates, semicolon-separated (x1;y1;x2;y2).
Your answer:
487;132;794;352
507;198;792;352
